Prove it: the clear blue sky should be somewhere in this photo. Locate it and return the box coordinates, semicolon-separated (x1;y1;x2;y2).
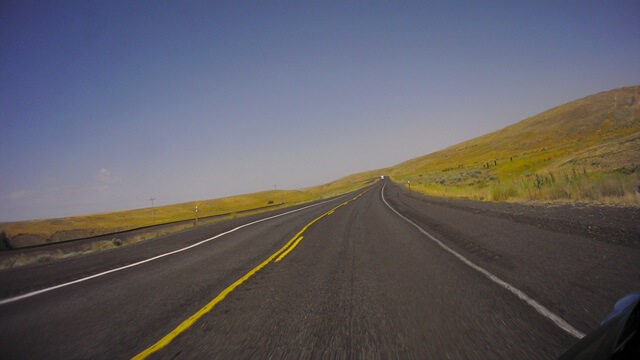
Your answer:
1;1;639;221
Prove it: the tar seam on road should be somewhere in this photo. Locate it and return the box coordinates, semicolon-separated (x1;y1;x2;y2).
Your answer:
380;182;586;340
131;187;372;359
0;193;358;307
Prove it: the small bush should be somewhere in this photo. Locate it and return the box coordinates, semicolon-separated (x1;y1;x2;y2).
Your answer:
491;183;519;201
111;238;123;246
542;184;570;200
594;175;628;197
0;232;12;250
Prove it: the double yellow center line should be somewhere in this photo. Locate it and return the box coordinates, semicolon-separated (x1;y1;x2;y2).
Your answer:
132;187;371;359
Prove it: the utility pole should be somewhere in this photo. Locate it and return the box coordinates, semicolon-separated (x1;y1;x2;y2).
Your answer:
149;197;157;224
274;185;277;191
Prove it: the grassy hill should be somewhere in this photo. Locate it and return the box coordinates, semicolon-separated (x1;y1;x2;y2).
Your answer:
0;175;377;249
2;86;638;252
384;86;640;202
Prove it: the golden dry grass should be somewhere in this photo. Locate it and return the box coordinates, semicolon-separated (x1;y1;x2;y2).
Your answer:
0;176;378;247
386;86;640;204
2;86;638;249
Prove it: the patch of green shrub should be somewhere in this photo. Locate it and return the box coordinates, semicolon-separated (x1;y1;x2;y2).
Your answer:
0;232;12;250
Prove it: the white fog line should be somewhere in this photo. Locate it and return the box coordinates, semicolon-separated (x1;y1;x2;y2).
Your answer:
380;182;585;339
0;195;347;306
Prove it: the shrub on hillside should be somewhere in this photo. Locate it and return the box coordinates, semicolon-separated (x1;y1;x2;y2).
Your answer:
0;232;12;250
490;183;519;201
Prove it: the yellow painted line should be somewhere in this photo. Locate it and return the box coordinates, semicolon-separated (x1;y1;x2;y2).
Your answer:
132;187;371;359
327;210;335;215
275;236;304;262
131;231;302;360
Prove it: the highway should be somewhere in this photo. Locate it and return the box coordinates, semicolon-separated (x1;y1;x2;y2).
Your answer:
1;180;639;359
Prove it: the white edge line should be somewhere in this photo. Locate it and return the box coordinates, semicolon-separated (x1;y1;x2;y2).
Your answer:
380;182;585;339
0;194;350;306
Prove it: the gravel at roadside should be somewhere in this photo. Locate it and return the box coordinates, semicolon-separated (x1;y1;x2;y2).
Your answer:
399;187;640;247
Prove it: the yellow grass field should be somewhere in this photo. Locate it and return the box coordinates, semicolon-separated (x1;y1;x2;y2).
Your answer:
2;86;638;251
0;174;379;249
384;86;640;204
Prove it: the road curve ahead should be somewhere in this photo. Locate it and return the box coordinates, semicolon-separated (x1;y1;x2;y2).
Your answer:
1;180;639;359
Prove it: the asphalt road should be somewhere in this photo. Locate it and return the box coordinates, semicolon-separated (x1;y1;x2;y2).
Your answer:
1;180;639;359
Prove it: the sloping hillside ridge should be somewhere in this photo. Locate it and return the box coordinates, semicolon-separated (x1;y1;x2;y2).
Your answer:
0;174;377;249
385;86;640;202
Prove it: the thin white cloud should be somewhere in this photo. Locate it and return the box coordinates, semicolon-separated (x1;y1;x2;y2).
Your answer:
8;190;28;201
95;168;120;184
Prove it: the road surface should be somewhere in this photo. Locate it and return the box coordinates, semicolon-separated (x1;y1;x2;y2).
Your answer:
1;180;639;359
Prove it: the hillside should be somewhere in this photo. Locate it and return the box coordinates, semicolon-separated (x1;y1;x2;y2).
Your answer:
0;175;377;250
384;86;640;202
2;86;638;252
